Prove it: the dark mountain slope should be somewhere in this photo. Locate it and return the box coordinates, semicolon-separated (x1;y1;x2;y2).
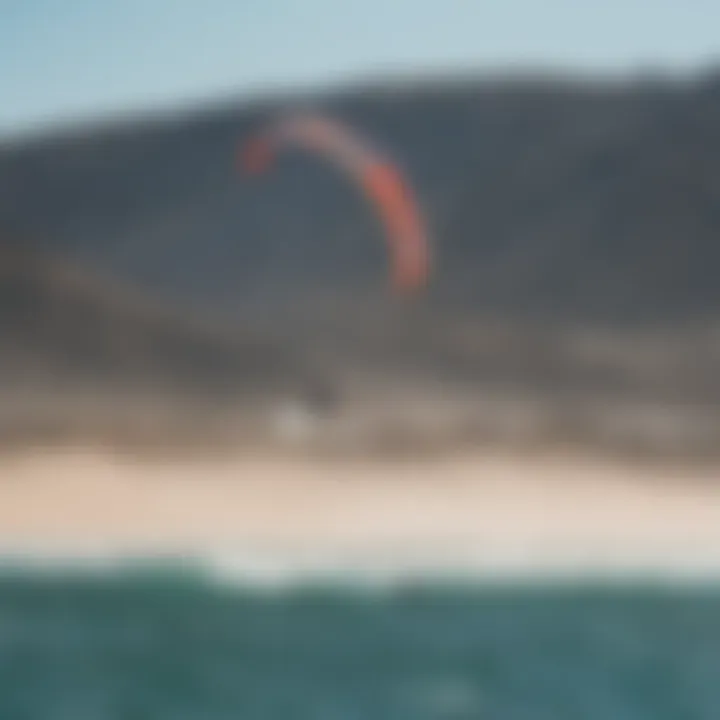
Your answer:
3;71;720;454
3;71;720;326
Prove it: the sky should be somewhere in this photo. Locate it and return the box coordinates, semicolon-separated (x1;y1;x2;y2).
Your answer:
2;0;720;138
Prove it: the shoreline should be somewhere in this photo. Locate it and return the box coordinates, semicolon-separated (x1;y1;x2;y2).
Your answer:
2;448;720;578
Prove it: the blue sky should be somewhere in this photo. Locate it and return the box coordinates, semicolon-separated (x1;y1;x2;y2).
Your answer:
2;0;719;138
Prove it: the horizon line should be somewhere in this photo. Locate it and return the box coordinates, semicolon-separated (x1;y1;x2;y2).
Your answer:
2;59;718;148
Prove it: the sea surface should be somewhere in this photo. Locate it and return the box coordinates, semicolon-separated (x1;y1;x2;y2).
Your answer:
0;562;718;719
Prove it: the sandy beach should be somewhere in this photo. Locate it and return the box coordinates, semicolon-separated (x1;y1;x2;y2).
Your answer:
1;448;719;578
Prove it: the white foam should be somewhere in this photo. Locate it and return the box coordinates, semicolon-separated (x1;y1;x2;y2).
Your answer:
1;541;719;590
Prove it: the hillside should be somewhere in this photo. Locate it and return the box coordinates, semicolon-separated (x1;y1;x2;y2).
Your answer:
0;238;337;448
3;70;720;324
2;69;720;456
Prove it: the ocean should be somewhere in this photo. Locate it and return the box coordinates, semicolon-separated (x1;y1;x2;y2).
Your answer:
0;563;717;719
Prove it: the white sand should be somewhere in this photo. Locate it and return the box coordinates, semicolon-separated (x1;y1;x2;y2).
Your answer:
1;449;719;579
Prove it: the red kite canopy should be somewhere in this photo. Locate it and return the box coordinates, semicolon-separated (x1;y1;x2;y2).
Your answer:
239;112;430;294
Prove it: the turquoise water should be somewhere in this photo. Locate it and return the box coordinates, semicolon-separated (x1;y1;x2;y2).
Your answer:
0;568;718;719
